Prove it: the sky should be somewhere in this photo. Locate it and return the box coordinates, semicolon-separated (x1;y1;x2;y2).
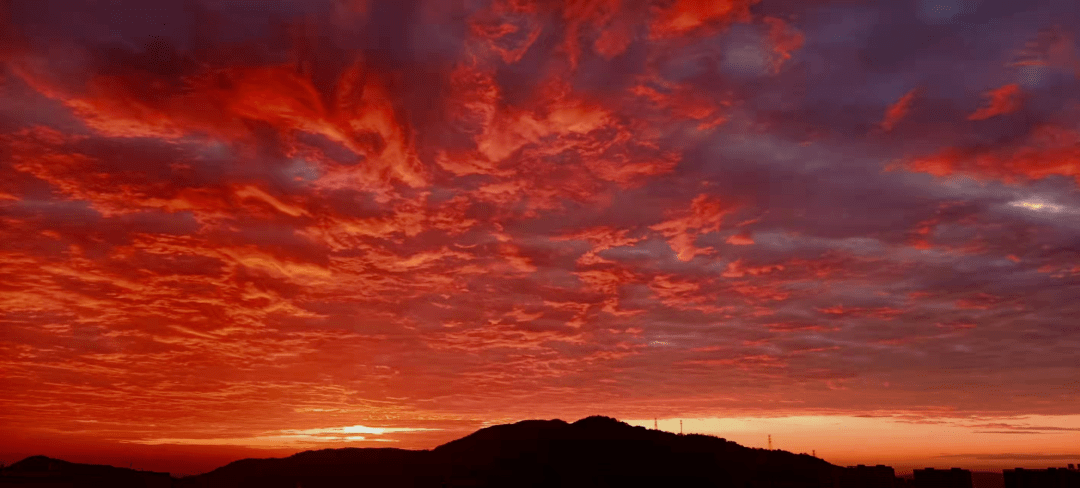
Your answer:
1;0;1079;477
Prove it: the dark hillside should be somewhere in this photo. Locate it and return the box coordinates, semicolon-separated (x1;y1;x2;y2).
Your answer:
179;416;841;487
4;417;852;488
0;455;172;488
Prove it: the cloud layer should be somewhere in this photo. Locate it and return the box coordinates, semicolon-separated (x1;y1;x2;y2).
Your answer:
0;0;1078;468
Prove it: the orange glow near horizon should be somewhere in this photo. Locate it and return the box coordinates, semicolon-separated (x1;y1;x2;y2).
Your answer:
629;415;1080;474
1;0;1079;477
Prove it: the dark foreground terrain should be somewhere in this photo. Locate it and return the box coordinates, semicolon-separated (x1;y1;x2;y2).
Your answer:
2;416;853;487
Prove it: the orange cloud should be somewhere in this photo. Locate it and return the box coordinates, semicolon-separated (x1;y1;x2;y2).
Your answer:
682;354;786;375
425;322;585;352
233;185;311;218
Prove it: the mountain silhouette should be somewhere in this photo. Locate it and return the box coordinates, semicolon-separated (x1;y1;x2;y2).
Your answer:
181;416;841;487
0;455;173;487
3;417;846;487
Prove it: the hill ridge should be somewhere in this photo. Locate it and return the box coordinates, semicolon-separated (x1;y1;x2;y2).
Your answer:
3;417;845;487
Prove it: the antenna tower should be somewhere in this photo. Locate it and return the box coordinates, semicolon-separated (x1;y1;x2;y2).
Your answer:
812;450;816;457
768;435;772;450
654;418;658;430
680;420;683;435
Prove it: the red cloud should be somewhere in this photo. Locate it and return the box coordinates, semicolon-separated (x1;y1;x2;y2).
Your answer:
648;0;758;39
763;16;804;74
682;354;786;375
575;268;638;296
8;0;1080;464
936;320;977;330
649;274;701;296
559;0;630;67
468;0;544;64
554;226;643;265
763;322;840;333
879;87;922;133
630;75;732;131
426;322;585;352
729;282;791;303
1009;24;1080;77
593;22;634;59
954;292;1007;310
648;274;731;313
11;54;427;190
967;84;1023;121
905;216;940;250
725;230;754;245
650;194;739;261
233;185;311;218
722;259;785;278
815;305;903;320
891;124;1080;185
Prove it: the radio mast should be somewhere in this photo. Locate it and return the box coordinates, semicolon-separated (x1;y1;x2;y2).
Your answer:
768;435;772;450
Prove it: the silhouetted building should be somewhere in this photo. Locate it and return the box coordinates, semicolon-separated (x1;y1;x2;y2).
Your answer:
970;471;1005;488
1003;467;1080;488
840;464;898;488
1070;464;1077;470
913;467;973;488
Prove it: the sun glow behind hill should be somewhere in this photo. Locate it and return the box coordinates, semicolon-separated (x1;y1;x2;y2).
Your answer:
122;424;439;448
627;415;1080;474
101;414;1080;474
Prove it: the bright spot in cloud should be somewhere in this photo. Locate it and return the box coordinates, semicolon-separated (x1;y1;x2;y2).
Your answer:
283;425;439;435
125;424;438;448
1008;198;1075;214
